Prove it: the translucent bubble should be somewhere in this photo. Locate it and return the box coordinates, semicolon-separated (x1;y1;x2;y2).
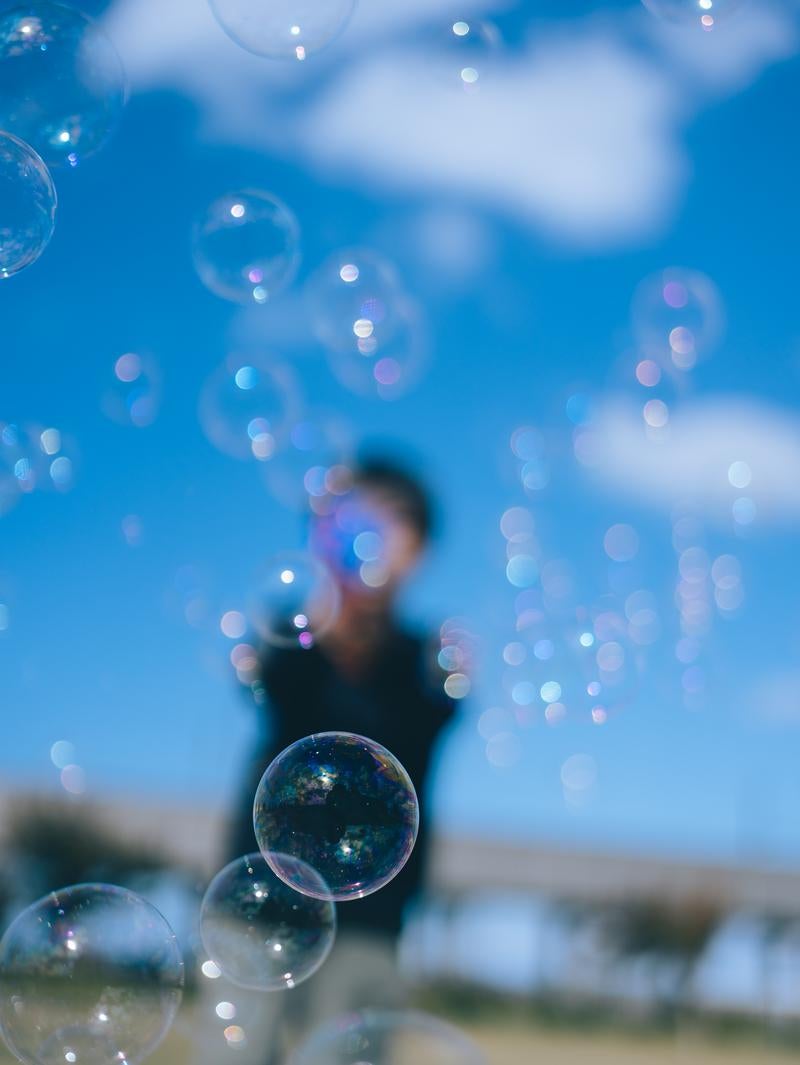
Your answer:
0;3;126;166
193;190;300;305
208;0;357;60
436;17;503;91
306;248;426;400
0;131;56;278
289;1009;486;1065
198;355;299;461
0;421;78;494
246;551;339;649
0;883;183;1065
264;412;353;511
631;267;724;369
199;853;336;991
254;732;419;902
101;352;161;428
641;0;742;29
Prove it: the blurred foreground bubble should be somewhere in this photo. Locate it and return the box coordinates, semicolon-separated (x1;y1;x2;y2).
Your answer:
101;352;161;428
208;0;356;60
0;2;126;166
0;883;183;1065
631;267;724;370
289;1008;487;1065
246;550;339;650
0;131;56;278
641;0;744;30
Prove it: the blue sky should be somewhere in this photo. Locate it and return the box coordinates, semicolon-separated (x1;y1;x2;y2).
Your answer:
2;0;800;869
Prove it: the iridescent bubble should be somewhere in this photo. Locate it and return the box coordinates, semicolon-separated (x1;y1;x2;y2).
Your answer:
193;190;300;305
208;0;356;60
0;131;55;277
289;1009;486;1065
631;267;724;369
199;852;336;991
306;248;426;400
101;352;161;428
198;355;299;461
640;0;743;29
254;732;419;902
0;883;183;1065
603;523;639;563
246;551;339;649
0;3;126;166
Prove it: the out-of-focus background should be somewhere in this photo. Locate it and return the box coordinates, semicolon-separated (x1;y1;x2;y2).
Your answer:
2;0;800;1060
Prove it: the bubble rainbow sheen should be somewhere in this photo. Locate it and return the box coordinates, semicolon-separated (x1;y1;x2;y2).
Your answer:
254;732;419;902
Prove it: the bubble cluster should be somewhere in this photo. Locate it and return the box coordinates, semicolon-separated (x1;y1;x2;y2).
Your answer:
193;190;300;305
208;0;356;60
198;355;299;461
254;732;419;901
264;412;353;512
246;550;340;649
0;131;56;278
0;2;126;167
200;853;336;991
0;422;77;497
289;1009;486;1065
0;884;183;1065
641;0;742;29
306;249;426;400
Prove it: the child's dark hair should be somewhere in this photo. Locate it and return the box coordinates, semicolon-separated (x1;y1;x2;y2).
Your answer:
353;455;435;542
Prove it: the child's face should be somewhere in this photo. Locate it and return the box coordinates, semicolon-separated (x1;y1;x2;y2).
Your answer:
310;487;422;597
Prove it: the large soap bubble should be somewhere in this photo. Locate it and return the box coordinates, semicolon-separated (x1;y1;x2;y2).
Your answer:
0;883;184;1065
208;0;357;60
246;550;340;649
192;190;300;305
199;852;336;990
0;2;126;166
0;131;56;278
254;732;419;902
289;1009;487;1065
640;0;742;29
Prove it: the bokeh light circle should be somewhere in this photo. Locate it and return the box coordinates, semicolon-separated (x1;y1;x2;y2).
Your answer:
246;550;340;649
208;0;357;60
0;2;126;166
289;1009;486;1065
0;883;184;1065
254;732;419;901
199;852;336;991
0;131;56;278
192;190;300;305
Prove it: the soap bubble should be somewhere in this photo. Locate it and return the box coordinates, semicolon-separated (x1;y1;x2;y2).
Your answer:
0;131;56;278
254;732;419;901
631;267;724;370
208;0;357;60
198;355;300;461
289;1009;486;1065
0;422;78;495
246;550;339;649
101;352;161;428
436;17;503;91
0;883;184;1065
306;249;427;399
192;190;300;305
641;0;742;29
264;412;353;511
199;852;336;991
0;2;126;166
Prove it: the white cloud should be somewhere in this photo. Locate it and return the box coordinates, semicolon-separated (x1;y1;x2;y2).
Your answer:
581;395;800;524
102;0;798;248
750;669;800;725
